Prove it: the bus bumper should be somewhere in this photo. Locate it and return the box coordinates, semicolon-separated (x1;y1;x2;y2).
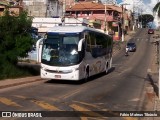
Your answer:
40;69;80;81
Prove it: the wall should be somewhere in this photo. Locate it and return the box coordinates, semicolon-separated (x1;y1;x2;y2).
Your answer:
23;0;62;17
32;17;89;33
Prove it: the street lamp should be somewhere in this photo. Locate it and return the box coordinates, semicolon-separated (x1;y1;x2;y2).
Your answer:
62;0;66;25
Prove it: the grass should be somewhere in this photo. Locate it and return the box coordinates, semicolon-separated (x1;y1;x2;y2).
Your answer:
0;62;40;80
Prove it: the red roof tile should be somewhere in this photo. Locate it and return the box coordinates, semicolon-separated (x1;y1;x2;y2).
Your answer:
66;2;104;10
66;2;122;11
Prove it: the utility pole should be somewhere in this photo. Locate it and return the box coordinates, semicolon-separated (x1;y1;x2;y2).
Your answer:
121;4;124;42
104;2;107;33
62;0;66;25
121;3;130;42
140;9;143;28
104;1;108;34
132;2;135;31
158;39;160;99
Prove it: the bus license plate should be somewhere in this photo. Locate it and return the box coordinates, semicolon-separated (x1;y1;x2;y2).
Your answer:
55;75;61;78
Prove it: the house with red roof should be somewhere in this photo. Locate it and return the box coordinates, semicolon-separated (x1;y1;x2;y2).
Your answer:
65;1;133;40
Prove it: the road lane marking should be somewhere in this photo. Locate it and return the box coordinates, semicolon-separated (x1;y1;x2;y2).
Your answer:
128;98;140;102
88;118;107;120
80;117;88;120
73;101;101;109
58;88;87;100
12;96;138;120
70;104;104;117
124;117;138;120
0;97;22;107
71;102;137;120
118;67;132;75
14;95;61;111
50;98;59;101
61;89;82;99
31;99;61;111
51;82;110;101
13;95;26;99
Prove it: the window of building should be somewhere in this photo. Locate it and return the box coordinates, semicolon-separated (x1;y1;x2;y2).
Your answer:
0;8;4;12
76;11;80;17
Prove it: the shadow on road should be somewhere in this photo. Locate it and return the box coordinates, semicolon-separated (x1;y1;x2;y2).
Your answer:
17;62;40;75
147;74;158;96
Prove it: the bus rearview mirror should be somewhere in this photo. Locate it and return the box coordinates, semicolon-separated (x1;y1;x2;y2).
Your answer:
78;39;84;51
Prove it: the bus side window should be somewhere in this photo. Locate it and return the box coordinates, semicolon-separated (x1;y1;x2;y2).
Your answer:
104;35;113;54
79;42;85;61
92;34;107;58
85;34;91;52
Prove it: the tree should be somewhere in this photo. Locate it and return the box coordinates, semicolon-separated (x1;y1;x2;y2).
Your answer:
0;10;33;63
138;14;154;27
0;9;33;79
153;2;160;17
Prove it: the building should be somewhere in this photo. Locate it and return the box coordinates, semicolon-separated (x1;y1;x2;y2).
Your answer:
0;1;7;16
0;0;23;16
32;17;89;33
65;1;129;40
22;0;62;17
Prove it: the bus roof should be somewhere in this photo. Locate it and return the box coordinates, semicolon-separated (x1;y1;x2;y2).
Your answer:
47;26;104;34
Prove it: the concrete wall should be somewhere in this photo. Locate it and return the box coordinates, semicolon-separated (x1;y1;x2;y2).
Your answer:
23;0;47;17
23;0;62;17
32;17;89;33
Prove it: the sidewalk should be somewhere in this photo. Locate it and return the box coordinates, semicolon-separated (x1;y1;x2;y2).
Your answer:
0;76;42;89
113;30;135;55
145;30;160;120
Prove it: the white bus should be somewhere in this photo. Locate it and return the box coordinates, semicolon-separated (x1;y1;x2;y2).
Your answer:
36;26;113;81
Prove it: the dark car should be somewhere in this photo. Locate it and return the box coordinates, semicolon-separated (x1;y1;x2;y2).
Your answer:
148;29;154;34
126;42;136;52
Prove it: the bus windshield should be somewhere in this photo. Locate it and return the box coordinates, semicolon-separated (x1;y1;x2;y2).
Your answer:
41;33;80;66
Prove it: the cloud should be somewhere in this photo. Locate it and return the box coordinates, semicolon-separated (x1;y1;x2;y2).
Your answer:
101;0;157;15
121;0;158;15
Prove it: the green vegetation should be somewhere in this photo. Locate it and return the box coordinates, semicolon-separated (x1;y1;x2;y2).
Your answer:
0;10;39;80
153;2;160;17
138;14;154;27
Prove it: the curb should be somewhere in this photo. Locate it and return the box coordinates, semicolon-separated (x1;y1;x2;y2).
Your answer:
144;32;160;120
0;76;42;89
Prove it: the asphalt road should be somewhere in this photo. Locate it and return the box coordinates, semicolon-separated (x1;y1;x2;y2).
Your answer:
0;28;154;120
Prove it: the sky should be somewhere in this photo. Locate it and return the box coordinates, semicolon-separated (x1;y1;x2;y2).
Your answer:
117;0;122;3
102;0;158;14
118;0;158;15
101;0;159;28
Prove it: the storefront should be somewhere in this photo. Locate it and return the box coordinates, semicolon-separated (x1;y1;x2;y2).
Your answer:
112;21;121;41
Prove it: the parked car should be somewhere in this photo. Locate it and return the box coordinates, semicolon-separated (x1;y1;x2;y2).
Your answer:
126;42;136;52
148;29;154;34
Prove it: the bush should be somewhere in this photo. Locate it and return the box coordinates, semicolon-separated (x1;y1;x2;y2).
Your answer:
0;62;39;80
0;10;35;80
